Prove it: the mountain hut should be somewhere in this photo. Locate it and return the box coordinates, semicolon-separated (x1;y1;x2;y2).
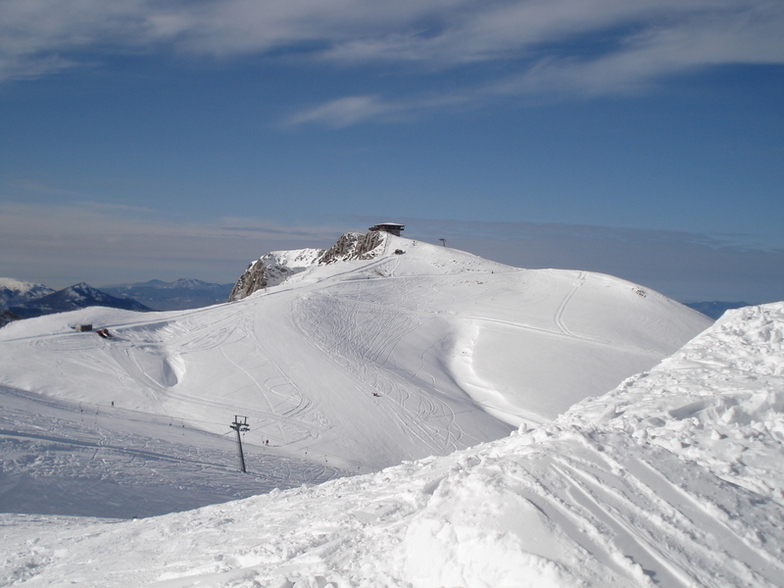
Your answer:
368;223;404;237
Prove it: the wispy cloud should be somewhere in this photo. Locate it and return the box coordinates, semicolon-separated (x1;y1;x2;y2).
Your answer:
285;95;400;128
283;92;470;127
2;1;783;119
1;200;782;301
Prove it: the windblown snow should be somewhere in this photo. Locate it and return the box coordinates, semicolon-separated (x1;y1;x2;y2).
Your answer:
1;298;782;586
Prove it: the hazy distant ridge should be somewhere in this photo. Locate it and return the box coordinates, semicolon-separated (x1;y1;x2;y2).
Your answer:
6;282;150;319
101;278;234;310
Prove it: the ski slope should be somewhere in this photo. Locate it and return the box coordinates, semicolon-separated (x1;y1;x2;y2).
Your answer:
0;235;710;476
0;384;347;519
2;302;781;587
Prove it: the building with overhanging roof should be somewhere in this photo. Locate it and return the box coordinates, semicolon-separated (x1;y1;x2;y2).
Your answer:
368;223;404;237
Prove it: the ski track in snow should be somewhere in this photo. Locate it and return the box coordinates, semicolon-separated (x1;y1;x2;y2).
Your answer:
553;270;584;338
0;234;737;587
3;301;784;588
0;385;348;521
292;286;469;454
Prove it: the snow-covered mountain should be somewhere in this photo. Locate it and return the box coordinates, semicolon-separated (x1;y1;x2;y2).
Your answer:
1;301;781;587
0;277;54;309
101;278;234;310
6;282;150;319
0;233;709;471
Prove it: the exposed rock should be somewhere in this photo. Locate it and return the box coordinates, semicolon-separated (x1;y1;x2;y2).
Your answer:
229;232;387;301
0;310;20;328
318;231;385;265
229;257;295;301
229;247;325;301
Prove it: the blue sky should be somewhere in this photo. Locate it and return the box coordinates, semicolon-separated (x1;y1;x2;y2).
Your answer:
1;0;782;303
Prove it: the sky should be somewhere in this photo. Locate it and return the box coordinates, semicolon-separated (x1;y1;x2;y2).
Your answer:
1;0;782;303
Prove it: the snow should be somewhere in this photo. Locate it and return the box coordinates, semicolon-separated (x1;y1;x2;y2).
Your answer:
2;234;746;586
0;236;708;472
0;278;53;308
0;384;346;519
0;278;40;293
0;302;782;587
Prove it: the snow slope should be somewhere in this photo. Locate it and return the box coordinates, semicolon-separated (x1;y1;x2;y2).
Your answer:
1;303;781;588
0;384;347;519
0;235;710;473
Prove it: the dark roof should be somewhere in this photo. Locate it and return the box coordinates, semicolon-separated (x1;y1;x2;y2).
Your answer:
369;223;404;230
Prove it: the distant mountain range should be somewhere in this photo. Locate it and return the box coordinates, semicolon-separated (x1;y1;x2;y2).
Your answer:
0;275;752;326
4;282;150;320
0;278;234;326
101;278;234;311
0;278;56;309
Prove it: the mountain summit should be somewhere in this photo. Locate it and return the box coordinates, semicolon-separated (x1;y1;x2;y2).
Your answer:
0;277;55;309
7;282;150;319
0;231;712;470
229;231;385;301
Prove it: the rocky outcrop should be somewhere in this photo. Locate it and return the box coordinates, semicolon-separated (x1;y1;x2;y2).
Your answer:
229;256;299;301
0;310;20;328
318;231;385;265
229;231;388;301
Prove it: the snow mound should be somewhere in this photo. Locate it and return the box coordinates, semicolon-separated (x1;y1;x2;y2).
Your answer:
2;302;782;587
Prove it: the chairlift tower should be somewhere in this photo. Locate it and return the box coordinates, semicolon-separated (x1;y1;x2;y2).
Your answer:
230;415;250;473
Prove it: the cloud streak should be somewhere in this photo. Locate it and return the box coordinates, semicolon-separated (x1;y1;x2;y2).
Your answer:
1;200;782;302
0;200;344;288
3;1;782;121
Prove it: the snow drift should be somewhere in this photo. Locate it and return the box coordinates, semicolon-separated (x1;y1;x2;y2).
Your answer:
2;302;782;587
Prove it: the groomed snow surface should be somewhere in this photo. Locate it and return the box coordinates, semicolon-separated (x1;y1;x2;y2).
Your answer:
3;236;778;586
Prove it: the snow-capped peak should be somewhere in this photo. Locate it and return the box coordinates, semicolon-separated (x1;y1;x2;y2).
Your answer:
0;277;55;308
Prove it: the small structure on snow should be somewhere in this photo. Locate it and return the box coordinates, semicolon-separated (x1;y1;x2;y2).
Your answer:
73;324;93;332
369;223;404;237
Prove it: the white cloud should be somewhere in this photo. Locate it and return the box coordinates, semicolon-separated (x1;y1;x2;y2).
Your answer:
2;0;782;116
285;95;400;128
